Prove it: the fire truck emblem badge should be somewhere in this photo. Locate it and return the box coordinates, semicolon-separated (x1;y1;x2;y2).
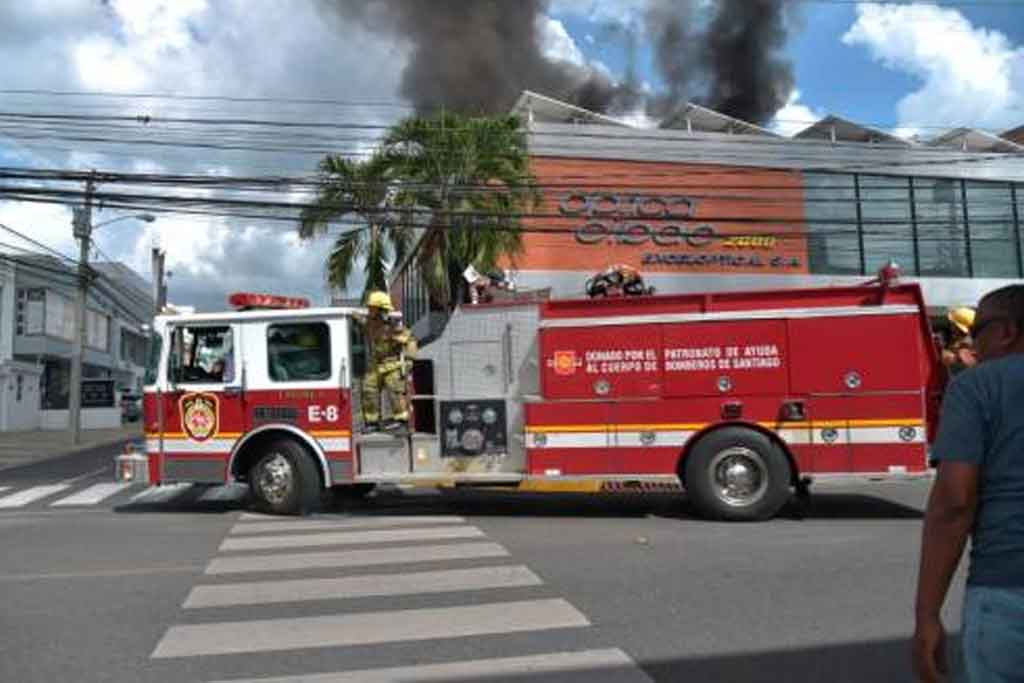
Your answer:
899;426;917;443
821;428;839;444
181;393;219;442
549;350;580;376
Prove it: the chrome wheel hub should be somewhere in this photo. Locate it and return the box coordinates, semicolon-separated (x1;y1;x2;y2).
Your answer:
256;454;293;505
709;446;768;507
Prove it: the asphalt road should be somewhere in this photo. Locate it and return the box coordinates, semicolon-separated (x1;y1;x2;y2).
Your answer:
0;460;961;683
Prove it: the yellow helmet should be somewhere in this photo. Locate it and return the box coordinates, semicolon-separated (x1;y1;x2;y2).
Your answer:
366;291;393;312
948;307;975;335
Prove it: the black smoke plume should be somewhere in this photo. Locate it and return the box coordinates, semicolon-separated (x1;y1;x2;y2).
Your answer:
699;0;794;125
322;0;636;114
322;0;794;125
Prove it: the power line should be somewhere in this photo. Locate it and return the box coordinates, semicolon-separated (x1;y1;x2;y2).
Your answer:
0;89;417;110
0;221;77;263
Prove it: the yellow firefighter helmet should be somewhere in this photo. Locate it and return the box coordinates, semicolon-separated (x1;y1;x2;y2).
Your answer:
366;290;394;312
948;307;976;335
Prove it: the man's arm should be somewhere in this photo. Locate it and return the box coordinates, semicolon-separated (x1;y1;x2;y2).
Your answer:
915;461;979;620
912;460;979;682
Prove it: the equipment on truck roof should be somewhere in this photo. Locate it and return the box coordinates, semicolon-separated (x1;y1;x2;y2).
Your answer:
585;264;655;298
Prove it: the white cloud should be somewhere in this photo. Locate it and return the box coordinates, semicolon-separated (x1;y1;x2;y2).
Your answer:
770;89;825;137
0;201;77;258
842;3;1024;133
0;0;408;308
538;17;586;67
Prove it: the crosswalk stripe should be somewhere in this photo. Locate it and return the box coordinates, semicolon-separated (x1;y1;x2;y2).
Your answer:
197;484;249;503
219;526;485;553
151;598;589;658
184;565;541;609
50;483;134;507
129;483;192;503
229;515;468;535
0;484;71;508
205;648;654;683
237;512;289;521
206;541;509;575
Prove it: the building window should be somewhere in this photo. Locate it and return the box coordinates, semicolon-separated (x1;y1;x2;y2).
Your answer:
121;329;147;366
267;323;331;382
16;288;45;335
44;290;75;341
966;181;1019;278
860;175;916;275
914;178;969;277
86;310;110;351
804;172;861;275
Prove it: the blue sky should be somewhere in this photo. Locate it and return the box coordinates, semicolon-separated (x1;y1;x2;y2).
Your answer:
549;1;1024;138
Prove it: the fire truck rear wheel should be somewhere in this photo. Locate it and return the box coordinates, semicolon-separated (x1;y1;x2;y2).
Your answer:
249;439;322;516
683;427;791;521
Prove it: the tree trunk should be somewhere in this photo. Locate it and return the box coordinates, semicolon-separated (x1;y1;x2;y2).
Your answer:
446;257;465;311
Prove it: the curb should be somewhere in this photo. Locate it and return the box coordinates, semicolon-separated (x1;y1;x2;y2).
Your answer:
0;432;142;473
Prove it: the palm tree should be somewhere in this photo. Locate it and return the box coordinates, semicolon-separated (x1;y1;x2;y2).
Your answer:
298;152;411;299
381;112;541;309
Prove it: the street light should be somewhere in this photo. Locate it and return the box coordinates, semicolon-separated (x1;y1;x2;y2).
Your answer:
92;213;156;230
69;208;158;445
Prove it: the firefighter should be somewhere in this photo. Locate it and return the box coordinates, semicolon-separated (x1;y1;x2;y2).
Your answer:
360;291;417;432
943;306;978;372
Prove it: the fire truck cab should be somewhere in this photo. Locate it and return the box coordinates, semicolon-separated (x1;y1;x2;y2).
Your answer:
124;273;945;521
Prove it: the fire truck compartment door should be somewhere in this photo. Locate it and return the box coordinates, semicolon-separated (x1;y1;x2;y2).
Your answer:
662;320;788;397
540;324;663;400
449;340;505;397
358;433;411;476
788;314;925;394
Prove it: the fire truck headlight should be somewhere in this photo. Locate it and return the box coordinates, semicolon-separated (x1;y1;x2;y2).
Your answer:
448;408;464;425
482;408;497;425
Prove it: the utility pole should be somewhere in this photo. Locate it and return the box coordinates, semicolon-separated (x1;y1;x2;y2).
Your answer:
69;173;96;446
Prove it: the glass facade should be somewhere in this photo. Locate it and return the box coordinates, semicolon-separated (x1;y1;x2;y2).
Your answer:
804;173;861;275
861;175;915;275
806;172;1024;279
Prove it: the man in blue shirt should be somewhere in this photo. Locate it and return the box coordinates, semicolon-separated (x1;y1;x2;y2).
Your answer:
913;284;1024;682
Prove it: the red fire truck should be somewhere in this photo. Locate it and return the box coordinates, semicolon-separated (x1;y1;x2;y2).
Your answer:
118;267;945;521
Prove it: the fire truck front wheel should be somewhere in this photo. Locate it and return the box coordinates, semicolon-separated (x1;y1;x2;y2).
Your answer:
683;428;791;521
248;439;322;516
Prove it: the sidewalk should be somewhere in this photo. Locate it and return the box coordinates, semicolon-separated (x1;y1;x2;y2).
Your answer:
0;423;143;472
